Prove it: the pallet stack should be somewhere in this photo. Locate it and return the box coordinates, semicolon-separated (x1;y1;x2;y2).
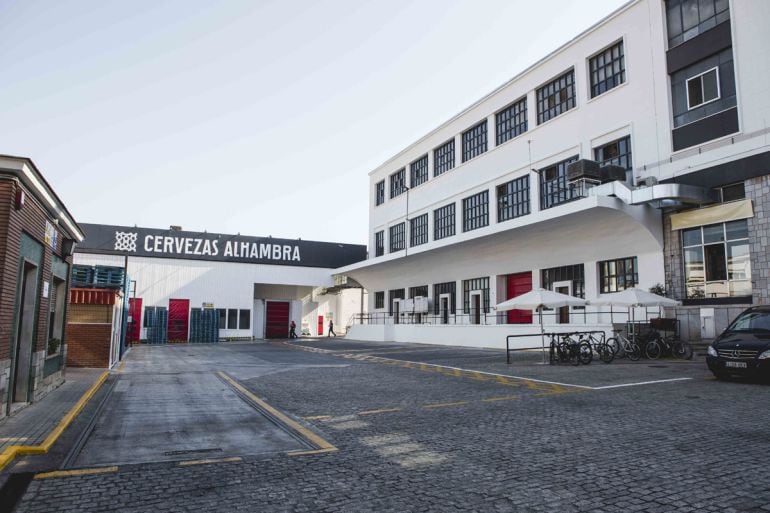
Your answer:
189;308;219;343
144;306;168;344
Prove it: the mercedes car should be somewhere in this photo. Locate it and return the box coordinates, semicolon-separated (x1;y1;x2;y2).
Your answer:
707;306;770;380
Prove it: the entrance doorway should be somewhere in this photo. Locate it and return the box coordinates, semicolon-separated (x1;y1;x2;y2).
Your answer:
554;281;571;324
127;298;143;343
440;295;450;325
13;261;39;404
265;301;290;338
470;292;482;325
392;300;400;324
168;299;190;341
505;272;533;324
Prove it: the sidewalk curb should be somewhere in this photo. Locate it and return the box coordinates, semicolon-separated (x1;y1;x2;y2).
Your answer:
0;371;109;471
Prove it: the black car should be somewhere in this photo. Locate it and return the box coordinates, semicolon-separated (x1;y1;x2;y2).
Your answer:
707;306;770;380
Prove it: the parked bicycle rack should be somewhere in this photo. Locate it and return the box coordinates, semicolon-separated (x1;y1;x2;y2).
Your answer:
505;331;607;365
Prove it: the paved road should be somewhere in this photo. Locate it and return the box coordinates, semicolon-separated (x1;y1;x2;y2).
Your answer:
10;339;770;512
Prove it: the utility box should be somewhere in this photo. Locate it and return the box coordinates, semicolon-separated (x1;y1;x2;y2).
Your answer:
400;298;415;313
700;308;715;340
413;296;429;313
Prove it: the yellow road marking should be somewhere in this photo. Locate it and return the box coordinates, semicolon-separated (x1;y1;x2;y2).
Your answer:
35;466;118;480
178;457;242;466
287;447;339;457
217;372;338;455
481;395;521;402
422;401;468;409
358;408;402;416
0;371;109;471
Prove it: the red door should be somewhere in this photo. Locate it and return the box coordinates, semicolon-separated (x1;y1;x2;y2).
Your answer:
168;299;190;341
317;315;324;336
506;272;533;324
266;301;290;338
127;298;142;343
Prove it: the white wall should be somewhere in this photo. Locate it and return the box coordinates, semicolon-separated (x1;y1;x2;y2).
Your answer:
301;288;367;336
347;323;614;351
73;253;337;339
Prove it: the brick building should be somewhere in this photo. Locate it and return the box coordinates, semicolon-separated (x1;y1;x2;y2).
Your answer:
66;288;124;368
0;155;84;418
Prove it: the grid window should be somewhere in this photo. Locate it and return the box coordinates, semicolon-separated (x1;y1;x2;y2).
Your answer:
389;223;406;253
462;191;489;232
497;175;530;222
410;213;429;247
537;70;576;124
719;182;745;202
374;291;384;309
682;220;751;299
594;136;632;171
388;289;405;315
539;155;579;210
462;121;488;162
599;257;639;294
686;67;719;110
433;139;455;177
541;264;585;299
433;282;456;314
496;98;528;145
218;309;226;329
589;41;625;98
375;180;385;206
227;308;238;329
666;0;729;48
375;230;384;257
410;155;429;188
434;203;456;241
462;277;490;314
239;309;250;330
390;168;406;198
409;285;428;298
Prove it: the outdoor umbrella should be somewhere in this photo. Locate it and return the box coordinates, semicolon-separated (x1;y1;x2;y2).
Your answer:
592;287;680;339
495;288;588;363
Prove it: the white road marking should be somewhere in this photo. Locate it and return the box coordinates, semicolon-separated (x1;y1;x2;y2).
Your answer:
363;355;593;389
591;377;693;390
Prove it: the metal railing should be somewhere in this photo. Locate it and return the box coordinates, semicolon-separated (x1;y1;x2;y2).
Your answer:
352;307;667;327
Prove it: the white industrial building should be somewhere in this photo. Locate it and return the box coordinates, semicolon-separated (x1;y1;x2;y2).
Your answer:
340;0;770;348
74;224;367;341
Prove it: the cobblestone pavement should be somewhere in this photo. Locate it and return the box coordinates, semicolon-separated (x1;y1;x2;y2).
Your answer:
10;339;770;512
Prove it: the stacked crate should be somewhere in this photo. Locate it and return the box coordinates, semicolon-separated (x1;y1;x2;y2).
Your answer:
144;306;168;344
189;308;219;343
71;265;125;288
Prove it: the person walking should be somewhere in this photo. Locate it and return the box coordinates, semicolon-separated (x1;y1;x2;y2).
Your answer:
328;319;336;337
289;320;297;339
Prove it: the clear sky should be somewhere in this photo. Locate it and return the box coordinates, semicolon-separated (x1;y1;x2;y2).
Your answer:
0;0;629;244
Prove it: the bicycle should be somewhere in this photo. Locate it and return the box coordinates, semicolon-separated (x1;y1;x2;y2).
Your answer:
578;331;614;364
644;329;693;360
605;329;641;361
549;332;592;365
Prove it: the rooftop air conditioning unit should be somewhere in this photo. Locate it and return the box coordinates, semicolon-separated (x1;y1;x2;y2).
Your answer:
566;159;602;182
641;176;659;187
600;165;627;183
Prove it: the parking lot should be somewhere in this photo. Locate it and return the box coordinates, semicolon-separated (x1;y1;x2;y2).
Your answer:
7;338;770;512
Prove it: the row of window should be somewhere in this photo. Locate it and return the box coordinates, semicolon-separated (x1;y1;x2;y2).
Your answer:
219;308;251;330
373;257;641;314
374;39;628;206
373;136;632;255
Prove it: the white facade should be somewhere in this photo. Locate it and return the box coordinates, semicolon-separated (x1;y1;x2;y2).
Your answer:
75;245;365;340
340;0;770;348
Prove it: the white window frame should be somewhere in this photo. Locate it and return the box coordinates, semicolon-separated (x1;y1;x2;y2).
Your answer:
685;66;721;111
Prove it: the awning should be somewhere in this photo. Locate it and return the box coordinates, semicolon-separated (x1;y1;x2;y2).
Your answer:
670;199;753;231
